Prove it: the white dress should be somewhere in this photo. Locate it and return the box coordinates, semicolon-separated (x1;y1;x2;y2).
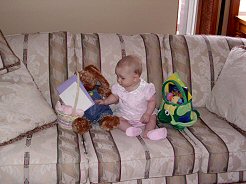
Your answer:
112;78;157;122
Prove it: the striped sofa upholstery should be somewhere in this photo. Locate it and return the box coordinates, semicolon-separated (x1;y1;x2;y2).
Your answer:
0;32;245;184
163;35;246;174
0;32;88;184
74;33;246;184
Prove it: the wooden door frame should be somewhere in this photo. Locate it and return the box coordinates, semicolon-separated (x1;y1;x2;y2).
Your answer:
226;0;240;36
196;0;220;34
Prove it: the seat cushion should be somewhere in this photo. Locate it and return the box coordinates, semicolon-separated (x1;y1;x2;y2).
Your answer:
184;108;246;174
83;125;202;183
0;125;88;184
86;171;246;184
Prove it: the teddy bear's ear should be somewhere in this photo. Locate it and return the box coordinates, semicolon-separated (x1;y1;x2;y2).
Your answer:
84;65;100;72
84;64;111;97
84;65;108;85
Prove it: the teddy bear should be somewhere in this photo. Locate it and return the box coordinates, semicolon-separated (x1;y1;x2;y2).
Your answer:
72;65;120;134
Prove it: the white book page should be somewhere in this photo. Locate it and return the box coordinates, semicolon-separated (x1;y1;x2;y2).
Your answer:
59;82;94;111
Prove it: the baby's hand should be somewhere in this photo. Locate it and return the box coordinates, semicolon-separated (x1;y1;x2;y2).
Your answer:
140;113;151;124
95;99;105;105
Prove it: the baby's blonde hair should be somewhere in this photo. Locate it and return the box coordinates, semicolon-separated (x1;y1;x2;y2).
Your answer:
116;55;142;76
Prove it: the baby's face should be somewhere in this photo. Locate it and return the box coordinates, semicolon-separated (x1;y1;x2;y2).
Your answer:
115;66;140;89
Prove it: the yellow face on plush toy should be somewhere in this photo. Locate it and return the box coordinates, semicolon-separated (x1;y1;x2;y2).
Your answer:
89;91;94;96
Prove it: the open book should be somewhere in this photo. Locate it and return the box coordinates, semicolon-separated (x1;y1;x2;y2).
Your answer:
57;75;94;111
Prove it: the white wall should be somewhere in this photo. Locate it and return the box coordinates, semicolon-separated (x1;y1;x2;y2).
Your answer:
0;0;179;35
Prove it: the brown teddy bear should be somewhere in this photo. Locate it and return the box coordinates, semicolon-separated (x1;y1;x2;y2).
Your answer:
72;65;119;134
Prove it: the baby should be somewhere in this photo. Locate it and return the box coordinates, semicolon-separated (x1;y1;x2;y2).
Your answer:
96;55;166;140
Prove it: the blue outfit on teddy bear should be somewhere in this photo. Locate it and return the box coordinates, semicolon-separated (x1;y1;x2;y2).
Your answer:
84;89;113;123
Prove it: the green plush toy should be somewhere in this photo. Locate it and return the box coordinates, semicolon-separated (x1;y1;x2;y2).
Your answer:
158;73;199;130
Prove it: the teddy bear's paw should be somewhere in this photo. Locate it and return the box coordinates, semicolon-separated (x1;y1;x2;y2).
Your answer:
98;88;111;98
72;117;92;135
100;115;120;131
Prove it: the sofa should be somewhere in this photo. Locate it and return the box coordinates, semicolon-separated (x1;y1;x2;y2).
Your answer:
0;31;246;184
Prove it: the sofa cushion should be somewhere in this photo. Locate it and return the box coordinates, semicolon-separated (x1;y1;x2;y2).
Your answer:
0;125;89;184
0;30;20;75
0;62;57;146
75;33;165;108
83;125;202;183
162;35;246;108
185;108;246;174
206;46;246;132
5;32;76;107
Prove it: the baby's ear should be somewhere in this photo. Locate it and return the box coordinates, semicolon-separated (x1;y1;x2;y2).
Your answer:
133;73;140;79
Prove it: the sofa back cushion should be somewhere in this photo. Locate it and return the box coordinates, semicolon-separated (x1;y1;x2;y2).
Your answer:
74;33;166;108
6;33;246;109
5;32;76;108
163;35;246;107
75;34;246;108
